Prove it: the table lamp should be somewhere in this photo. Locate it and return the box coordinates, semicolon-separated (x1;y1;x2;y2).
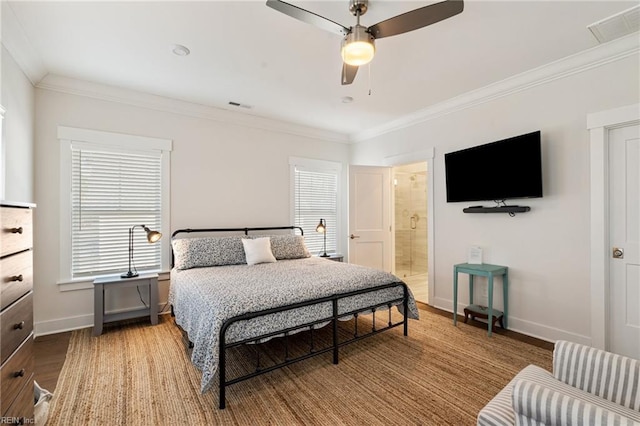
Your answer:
121;225;162;278
315;219;329;257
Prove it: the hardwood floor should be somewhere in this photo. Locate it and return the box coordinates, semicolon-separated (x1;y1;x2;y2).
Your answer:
33;332;73;392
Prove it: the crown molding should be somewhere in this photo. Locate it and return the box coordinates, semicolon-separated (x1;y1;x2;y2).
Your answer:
350;33;640;143
36;75;350;144
6;0;637;146
1;2;47;85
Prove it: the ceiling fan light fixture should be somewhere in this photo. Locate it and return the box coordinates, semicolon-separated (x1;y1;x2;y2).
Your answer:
267;0;464;85
341;25;375;66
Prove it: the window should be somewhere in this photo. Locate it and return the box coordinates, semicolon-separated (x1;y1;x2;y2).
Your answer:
290;157;342;256
59;127;172;282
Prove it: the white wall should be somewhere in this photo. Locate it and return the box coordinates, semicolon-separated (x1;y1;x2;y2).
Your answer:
15;30;640;343
350;55;640;344
33;85;349;335
1;45;34;202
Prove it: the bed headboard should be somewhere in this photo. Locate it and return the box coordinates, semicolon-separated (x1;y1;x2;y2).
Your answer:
171;226;303;239
170;226;304;267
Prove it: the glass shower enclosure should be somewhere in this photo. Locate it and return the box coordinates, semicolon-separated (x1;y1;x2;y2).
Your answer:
394;167;428;280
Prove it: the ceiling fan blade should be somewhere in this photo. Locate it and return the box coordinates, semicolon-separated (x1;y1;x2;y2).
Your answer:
368;0;464;39
266;0;349;37
341;63;358;85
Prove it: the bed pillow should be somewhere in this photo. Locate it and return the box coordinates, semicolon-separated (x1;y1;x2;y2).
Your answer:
172;236;247;270
242;237;277;265
252;235;311;260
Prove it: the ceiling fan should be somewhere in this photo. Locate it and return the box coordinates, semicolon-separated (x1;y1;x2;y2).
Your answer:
266;0;464;85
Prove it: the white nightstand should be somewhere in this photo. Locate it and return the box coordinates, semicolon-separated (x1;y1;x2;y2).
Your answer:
93;273;158;336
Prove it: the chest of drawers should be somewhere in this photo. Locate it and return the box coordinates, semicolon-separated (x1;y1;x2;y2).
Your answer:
1;201;35;424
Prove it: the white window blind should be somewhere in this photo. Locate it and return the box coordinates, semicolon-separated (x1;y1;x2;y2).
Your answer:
294;167;337;255
71;145;162;278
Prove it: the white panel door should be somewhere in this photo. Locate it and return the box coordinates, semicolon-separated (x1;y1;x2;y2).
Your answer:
348;165;391;272
609;124;640;359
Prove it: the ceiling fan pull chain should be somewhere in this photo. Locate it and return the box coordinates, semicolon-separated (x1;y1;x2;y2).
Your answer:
368;63;372;96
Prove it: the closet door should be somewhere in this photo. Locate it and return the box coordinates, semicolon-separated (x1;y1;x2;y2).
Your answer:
608;124;640;359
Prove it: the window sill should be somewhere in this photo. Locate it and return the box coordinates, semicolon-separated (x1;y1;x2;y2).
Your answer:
57;270;171;292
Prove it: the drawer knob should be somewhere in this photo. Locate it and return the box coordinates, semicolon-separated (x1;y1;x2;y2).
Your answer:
13;368;26;378
10;275;24;282
13;321;25;330
10;227;23;234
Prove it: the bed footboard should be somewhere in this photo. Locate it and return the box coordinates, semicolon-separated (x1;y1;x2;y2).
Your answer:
218;281;409;409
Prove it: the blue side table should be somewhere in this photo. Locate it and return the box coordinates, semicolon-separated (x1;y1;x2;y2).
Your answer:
453;263;508;336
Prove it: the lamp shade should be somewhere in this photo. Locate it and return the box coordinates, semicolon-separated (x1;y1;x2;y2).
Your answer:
316;219;326;233
341;25;375;66
146;230;162;243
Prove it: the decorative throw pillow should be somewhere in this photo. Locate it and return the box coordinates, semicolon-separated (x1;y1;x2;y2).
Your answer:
242;237;277;265
172;236;247;270
252;234;311;260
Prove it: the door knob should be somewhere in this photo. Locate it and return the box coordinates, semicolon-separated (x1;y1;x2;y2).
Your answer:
350;234;360;239
613;247;624;259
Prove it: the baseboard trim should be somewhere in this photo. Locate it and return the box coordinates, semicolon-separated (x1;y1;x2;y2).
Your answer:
34;313;94;337
34;303;172;337
431;296;591;346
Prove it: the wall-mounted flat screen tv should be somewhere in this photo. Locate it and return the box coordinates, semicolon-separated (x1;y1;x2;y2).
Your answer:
445;131;543;203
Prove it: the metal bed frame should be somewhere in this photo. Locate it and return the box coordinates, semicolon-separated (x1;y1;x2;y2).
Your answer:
171;226;410;409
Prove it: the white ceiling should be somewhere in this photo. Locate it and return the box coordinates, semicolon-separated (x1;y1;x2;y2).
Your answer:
4;0;638;139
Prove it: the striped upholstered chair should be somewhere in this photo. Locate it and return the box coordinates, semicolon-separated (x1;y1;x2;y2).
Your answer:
477;340;640;426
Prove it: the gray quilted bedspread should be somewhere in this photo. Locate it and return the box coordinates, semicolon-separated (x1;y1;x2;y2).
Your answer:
169;257;419;393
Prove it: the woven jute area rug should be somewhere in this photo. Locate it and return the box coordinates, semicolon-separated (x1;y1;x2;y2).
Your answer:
47;307;551;425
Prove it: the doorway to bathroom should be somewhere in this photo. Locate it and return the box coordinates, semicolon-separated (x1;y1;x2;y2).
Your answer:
393;162;428;303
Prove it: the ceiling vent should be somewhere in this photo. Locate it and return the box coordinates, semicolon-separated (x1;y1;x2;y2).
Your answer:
228;101;253;109
587;5;640;44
